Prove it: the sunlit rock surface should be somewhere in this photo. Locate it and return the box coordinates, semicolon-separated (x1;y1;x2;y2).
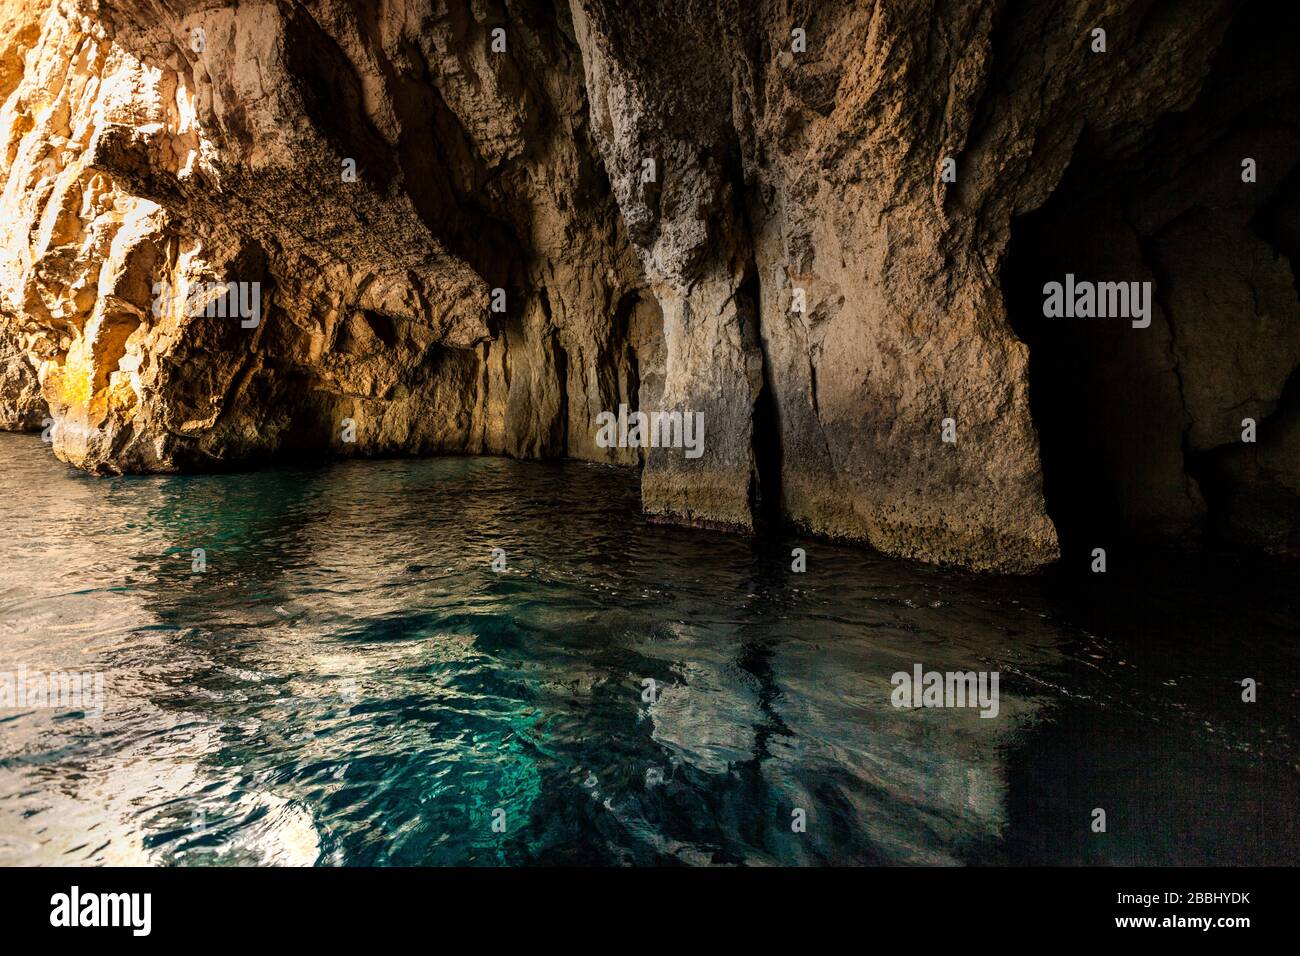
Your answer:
0;0;1296;568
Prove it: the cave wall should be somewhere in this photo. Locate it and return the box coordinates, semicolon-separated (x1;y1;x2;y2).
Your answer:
0;0;1295;570
0;0;653;474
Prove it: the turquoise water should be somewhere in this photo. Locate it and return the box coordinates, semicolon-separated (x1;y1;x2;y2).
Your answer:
0;432;1296;865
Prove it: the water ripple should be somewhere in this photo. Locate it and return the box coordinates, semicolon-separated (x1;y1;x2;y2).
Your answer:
0;433;1297;865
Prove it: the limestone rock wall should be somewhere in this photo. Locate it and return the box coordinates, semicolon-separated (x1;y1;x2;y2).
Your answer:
1;0;1296;569
0;0;653;474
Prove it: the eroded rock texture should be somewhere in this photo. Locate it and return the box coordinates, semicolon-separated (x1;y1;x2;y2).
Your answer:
0;0;1296;569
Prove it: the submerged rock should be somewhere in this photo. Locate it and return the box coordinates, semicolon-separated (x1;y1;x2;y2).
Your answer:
0;0;1296;569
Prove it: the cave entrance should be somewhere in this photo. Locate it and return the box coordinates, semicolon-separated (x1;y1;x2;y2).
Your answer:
1003;0;1300;567
1001;149;1175;566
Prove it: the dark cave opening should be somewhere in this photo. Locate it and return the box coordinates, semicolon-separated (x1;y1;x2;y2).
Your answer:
1003;0;1300;569
1003;164;1142;565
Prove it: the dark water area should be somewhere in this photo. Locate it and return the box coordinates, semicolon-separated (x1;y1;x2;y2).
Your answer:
0;432;1295;866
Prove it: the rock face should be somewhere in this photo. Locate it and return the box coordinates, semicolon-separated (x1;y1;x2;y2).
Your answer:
0;0;1297;569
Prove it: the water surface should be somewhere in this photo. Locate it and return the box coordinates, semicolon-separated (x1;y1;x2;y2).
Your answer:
0;433;1295;865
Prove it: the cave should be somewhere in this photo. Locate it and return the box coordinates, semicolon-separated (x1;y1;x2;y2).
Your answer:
1002;0;1300;566
2;0;1298;572
2;0;1300;885
1001;150;1181;564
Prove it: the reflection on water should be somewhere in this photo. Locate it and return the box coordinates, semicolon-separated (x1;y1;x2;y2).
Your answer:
0;432;1295;865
